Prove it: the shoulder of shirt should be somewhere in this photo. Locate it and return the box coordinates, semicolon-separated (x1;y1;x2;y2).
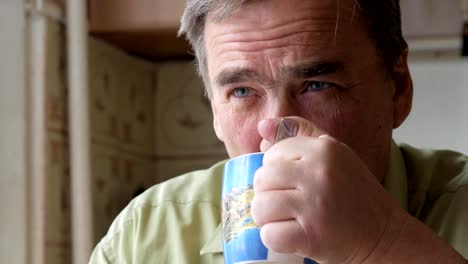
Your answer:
133;159;227;207
95;160;227;248
398;143;468;195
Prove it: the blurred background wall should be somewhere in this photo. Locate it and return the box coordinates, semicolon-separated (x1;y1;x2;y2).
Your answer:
394;61;468;153
0;0;28;263
37;15;226;264
393;0;468;153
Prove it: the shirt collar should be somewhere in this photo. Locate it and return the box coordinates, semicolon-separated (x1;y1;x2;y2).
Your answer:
382;141;408;211
201;141;409;256
200;223;223;255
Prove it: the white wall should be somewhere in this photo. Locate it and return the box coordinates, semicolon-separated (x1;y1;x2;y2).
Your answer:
0;0;28;263
394;59;468;154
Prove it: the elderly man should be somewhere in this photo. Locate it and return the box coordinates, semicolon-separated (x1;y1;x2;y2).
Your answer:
90;0;468;263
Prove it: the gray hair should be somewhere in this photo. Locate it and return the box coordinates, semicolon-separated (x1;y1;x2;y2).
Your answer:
178;0;249;94
178;0;407;94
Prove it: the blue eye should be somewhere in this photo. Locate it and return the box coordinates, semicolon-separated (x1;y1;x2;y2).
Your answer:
305;81;333;93
232;87;253;98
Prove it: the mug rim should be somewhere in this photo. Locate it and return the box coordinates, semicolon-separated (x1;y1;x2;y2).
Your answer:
230;151;263;160
225;152;264;166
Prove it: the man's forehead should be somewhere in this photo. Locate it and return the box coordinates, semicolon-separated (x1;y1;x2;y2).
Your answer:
207;0;359;24
204;0;362;54
204;0;364;88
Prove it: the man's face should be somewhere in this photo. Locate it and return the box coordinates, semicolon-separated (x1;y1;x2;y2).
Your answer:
205;0;411;178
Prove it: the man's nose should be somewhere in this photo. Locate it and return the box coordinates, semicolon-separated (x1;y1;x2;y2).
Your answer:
266;96;299;118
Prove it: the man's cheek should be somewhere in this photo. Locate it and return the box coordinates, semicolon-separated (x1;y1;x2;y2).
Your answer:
242;121;263;151
246;132;263;152
231;120;263;152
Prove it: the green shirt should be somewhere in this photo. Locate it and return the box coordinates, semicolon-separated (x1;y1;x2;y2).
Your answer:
89;143;468;263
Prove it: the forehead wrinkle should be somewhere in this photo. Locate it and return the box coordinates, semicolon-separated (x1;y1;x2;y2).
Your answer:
214;17;337;39
207;0;358;36
210;29;336;59
210;18;337;48
206;12;353;60
208;0;352;28
214;29;336;53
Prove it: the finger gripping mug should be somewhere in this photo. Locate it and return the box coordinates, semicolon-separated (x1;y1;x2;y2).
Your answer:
222;152;317;264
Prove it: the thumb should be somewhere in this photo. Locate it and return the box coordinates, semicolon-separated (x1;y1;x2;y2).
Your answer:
258;117;325;152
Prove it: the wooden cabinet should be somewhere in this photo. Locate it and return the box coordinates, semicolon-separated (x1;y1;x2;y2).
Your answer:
89;0;192;60
89;0;465;59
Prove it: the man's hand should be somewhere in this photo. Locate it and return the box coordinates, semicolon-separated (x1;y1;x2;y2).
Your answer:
252;117;467;264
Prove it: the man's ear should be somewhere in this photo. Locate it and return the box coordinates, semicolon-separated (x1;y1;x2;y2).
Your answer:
392;49;413;129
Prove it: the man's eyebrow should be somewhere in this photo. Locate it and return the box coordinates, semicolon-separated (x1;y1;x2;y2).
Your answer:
214;62;344;87
285;61;344;79
215;68;263;87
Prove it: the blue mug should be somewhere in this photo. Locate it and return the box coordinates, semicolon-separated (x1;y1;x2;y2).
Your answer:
222;152;317;264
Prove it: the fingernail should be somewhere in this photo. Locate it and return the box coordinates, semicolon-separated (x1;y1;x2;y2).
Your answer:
275;118;297;144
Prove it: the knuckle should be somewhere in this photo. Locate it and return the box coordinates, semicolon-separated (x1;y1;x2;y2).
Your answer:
260;225;279;251
260;139;273;153
315;136;339;157
261;223;297;254
253;167;265;190
251;202;265;227
250;196;260;223
313;163;334;190
317;137;332;150
263;147;277;164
